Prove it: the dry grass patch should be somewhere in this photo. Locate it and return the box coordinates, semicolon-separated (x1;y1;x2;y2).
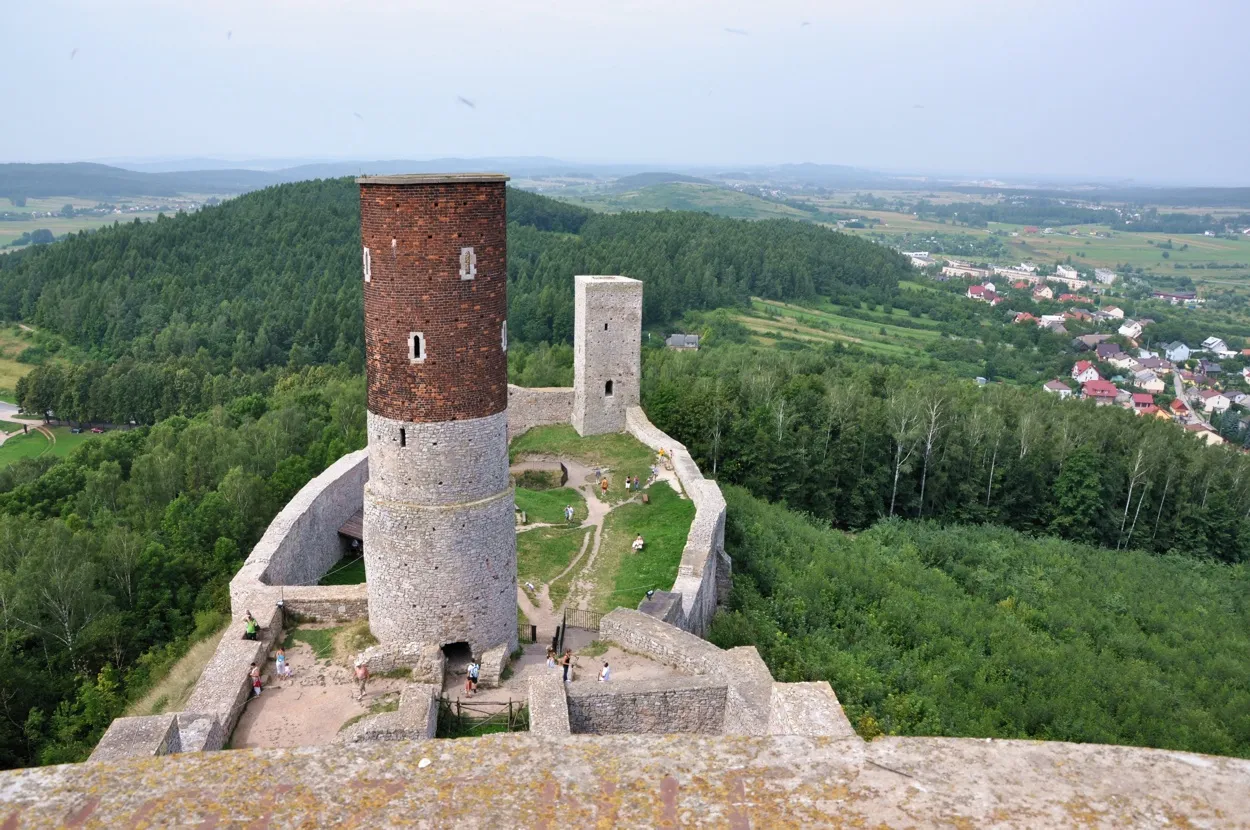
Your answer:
127;625;229;716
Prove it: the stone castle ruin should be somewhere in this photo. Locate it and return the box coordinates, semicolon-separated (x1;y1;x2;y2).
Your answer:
10;175;1249;827
87;173;851;759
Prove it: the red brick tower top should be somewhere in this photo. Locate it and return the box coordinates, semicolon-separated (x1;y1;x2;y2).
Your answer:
358;174;509;423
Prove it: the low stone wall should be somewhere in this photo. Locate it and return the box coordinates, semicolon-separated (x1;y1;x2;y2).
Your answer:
600;609;769;734
566;677;727;735
359;641;446;686
528;674;571;736
507;385;575;441
182;604;284;742
89;715;181;762
176;713;226;754
337;683;439;744
769;682;857;739
625;407;728;636
600;608;726;677
229;448;368;615
280;585;369;623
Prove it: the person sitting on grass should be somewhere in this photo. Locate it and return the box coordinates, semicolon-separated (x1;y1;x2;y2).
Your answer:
632;534;645;552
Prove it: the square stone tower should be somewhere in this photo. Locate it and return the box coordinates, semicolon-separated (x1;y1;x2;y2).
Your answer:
573;275;643;436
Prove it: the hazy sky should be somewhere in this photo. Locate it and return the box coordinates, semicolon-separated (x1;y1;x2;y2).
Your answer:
8;0;1250;184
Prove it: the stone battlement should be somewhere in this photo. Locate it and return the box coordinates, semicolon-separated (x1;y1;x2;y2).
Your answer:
15;735;1250;827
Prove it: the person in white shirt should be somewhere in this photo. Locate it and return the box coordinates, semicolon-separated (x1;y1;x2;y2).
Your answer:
598;662;611;682
631;535;644;551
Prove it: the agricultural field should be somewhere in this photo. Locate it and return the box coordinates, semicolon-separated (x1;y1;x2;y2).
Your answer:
0;324;63;398
822;205;1250;285
558;182;817;222
0;194;225;250
736;297;953;359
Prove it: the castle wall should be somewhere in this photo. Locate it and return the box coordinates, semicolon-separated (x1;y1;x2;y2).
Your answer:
506;384;574;441
89;715;181;762
565;677;727;735
336;683;439;744
572;275;643;436
25;735;1250;826
598;609;814;737
527;674;571;736
624;407;728;636
181;604;284;745
229;448;368;613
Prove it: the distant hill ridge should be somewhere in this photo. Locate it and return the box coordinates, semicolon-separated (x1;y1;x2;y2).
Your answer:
609;172;714;191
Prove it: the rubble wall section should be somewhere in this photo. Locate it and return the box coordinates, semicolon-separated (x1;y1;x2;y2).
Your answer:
506;385;574;441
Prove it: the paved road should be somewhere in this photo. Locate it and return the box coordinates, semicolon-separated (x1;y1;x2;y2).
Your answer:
1174;372;1209;428
0;401;53;446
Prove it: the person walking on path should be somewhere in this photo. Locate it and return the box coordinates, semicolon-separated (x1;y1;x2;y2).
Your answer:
600;478;609;497
275;647;291;680
561;649;573;683
249;662;262;697
466;660;480;696
599;662;611;682
546;646;556;669
353;659;369;700
564;504;574;523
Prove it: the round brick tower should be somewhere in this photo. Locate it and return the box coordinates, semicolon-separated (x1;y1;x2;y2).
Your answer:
358;174;516;656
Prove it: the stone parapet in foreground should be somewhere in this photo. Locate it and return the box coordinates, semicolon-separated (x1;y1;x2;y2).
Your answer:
16;734;1250;828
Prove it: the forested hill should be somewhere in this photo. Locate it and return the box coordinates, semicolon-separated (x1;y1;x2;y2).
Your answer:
0;178;909;373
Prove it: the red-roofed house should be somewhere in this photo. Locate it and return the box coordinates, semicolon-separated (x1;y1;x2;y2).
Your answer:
1071;361;1100;383
1014;312;1037;324
1130;393;1155;412
1170;398;1189;417
1082;379;1119;405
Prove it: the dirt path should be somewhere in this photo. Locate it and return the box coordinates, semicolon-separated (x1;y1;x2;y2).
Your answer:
231;637;408;749
513;451;680;628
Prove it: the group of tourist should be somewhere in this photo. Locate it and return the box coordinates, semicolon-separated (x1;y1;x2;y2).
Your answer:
545;646;610;683
242;610;297;698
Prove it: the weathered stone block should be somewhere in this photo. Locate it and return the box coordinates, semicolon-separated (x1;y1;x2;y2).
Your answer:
528;674;571;736
565;677;727;735
89;715;181;762
478;644;508;689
